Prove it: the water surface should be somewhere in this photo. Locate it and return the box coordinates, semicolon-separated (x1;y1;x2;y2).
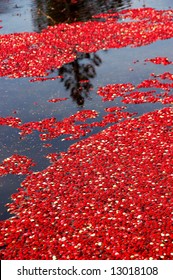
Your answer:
0;0;173;219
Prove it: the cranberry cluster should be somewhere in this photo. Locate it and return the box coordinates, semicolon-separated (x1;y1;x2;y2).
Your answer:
0;8;173;78
0;155;35;176
0;107;173;259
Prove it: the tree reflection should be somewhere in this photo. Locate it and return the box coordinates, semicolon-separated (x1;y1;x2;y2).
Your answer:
31;0;131;105
32;0;132;32
57;52;102;106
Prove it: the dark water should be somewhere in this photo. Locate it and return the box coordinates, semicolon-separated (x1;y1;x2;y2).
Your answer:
0;0;173;219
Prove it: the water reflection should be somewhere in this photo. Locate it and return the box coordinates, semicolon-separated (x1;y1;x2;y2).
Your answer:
32;0;132;31
57;52;102;106
31;0;131;105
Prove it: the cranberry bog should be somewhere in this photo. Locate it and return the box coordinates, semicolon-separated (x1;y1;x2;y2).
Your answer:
0;0;173;259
